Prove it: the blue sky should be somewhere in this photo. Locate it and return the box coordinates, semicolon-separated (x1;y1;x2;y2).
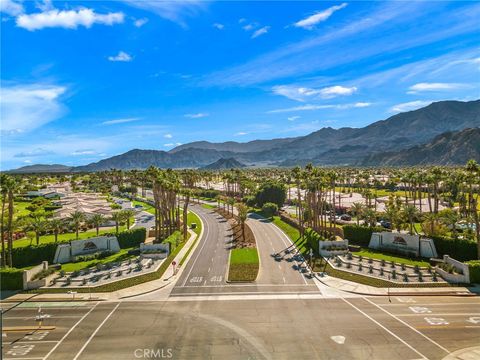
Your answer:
1;0;479;170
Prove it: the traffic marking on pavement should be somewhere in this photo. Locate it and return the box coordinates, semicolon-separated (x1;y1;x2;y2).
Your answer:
7;344;35;356
25;331;49;341
330;335;345;344
364;298;451;354
190;276;203;283
409;306;432;314
424;317;449;326
210;276;222;282
396;297;416;303
73;303;120;360
342;298;428;360
467;317;480;324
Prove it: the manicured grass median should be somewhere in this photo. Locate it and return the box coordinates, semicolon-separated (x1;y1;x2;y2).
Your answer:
132;200;155;215
228;248;259;282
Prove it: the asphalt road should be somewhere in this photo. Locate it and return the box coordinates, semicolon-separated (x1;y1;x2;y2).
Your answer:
2;296;480;360
170;205;232;296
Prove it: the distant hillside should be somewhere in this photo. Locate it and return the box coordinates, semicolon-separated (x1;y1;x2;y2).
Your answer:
202;158;246;170
6;100;479;172
7;164;73;174
170;137;298;154
360;128;480;166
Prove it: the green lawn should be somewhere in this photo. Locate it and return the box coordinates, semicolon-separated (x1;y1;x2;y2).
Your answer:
132;200;155;215
13;224;128;248
14;201;32;218
187;211;202;236
354;247;429;267
60;247;136;272
228;248;259;282
201;203;216;210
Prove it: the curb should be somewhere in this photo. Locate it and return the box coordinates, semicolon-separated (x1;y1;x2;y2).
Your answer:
313;273;477;297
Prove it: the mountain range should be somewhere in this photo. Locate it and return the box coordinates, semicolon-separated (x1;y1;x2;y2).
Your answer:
7;100;480;173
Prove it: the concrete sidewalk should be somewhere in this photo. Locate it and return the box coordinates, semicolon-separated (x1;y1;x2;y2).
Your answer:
315;272;477;296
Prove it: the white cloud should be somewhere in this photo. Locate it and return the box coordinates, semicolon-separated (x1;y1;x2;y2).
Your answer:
23;160;32;164
71;149;96;156
294;3;348;30
288;116;300;121
14;148;53;158
268;101;370;113
134;17;148;27
389;100;432;113
164;133;173;138
407;82;467;93
16;8;124;31
242;23;257;31
238;18;246;24
272;85;357;101
184;112;209;118
120;0;206;28
252;26;270;39
0;83;67;133
235;132;248;136
213;22;224;30
353;102;371;108
0;0;24;16
164;143;174;147
175;142;182;146
108;51;132;62
101;117;140;125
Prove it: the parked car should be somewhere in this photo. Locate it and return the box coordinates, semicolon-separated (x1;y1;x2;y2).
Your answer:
340;214;351;221
380;220;391;229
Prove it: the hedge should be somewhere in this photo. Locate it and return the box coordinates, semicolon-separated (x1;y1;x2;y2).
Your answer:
431;236;477;262
1;268;24;290
343;225;384;247
467;260;480;283
12;242;58;268
116;228;146;248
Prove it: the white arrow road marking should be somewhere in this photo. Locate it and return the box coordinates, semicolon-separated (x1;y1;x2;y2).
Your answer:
331;335;346;344
409;306;432;314
425;317;449;325
467;317;480;324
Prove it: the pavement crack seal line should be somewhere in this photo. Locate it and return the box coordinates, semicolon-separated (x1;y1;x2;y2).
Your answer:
363;297;451;355
193;312;272;360
72;303;121;360
341;298;429;360
43;302;100;360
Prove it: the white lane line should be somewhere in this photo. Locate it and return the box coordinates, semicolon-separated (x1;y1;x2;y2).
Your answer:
181;210;210;287
4;341;59;345
5;357;43;360
398;313;480;317
364;298;450;354
342;298;428;360
43;302;99;360
5;315;83;320
208;267;211;272
72;303;121;360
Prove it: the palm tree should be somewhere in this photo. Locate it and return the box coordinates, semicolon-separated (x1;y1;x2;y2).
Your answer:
28;215;46;245
5;176;16;267
362;208;377;228
237;203;248;242
350;202;364;226
69;211;85;240
111;211;123;234
403;204;419;235
122;209;135;229
439;209;460;239
88;214;106;235
48;218;65;242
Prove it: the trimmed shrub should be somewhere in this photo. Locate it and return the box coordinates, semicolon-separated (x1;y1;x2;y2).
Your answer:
255;181;286;208
12;242;58;268
0;268;24;290
261;202;278;218
198;189;220;199
466;260;480;283
343;225;384;247
116;228;146;248
431;236;477;261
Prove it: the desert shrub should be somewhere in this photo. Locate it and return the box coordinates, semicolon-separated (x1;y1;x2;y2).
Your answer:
261;202;278;218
